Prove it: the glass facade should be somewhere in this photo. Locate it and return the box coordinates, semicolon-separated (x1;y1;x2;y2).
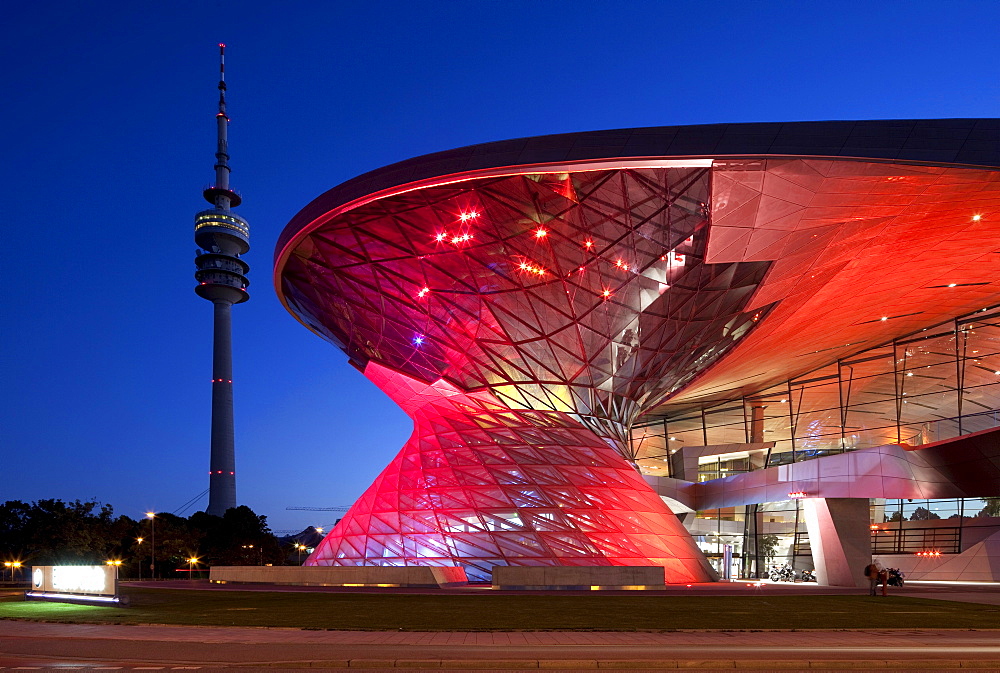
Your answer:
635;305;1000;577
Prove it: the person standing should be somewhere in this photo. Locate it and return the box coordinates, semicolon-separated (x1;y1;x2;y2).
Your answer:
863;559;882;596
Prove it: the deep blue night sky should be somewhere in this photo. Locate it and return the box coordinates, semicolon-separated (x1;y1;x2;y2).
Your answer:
2;1;998;533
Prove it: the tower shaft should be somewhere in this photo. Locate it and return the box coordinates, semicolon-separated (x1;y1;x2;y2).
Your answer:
207;299;236;515
195;43;250;517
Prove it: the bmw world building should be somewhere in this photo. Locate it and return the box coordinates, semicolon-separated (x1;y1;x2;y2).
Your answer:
274;119;1000;586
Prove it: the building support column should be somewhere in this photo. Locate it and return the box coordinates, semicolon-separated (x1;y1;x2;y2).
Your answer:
801;497;870;587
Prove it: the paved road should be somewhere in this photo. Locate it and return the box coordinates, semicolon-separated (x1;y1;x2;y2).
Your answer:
3;622;1000;671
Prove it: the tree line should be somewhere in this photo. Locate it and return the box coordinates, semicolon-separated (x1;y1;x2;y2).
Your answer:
0;499;293;578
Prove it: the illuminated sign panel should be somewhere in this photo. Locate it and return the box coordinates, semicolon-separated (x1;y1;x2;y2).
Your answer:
27;566;120;604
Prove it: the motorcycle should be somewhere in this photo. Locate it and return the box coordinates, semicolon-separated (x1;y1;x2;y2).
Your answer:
887;567;905;587
769;564;795;582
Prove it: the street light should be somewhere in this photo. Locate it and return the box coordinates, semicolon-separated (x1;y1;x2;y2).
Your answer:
294;543;306;565
241;544;262;566
105;559;122;581
136;537;144;581
187;556;200;579
4;561;21;583
146;512;156;580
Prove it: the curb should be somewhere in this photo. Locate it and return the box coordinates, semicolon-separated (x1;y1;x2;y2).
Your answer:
235;660;1000;670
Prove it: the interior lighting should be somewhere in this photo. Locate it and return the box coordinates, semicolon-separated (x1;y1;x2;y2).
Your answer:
780;399;787;403
412;334;425;346
435;233;447;242
534;228;547;239
906;372;913;377
870;524;879;530
516;260;546;275
602;289;612;299
948;283;957;287
417;287;430;298
584;240;594;249
458;211;480;222
880;316;888;322
972;214;982;222
669;436;677;441
788;491;808;499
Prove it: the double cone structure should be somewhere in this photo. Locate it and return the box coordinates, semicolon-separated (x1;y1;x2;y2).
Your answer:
276;160;773;582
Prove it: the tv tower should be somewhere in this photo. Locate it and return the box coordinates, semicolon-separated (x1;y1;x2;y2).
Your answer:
194;44;250;517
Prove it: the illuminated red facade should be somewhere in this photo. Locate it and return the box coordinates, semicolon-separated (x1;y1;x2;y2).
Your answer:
309;362;711;582
275;119;1000;582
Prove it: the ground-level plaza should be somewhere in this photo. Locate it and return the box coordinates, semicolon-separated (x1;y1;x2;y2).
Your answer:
2;580;1000;669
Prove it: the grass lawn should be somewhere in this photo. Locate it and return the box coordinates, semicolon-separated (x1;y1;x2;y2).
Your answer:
2;587;999;630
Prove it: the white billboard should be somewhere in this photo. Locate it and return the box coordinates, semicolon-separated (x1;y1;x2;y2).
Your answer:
30;565;117;598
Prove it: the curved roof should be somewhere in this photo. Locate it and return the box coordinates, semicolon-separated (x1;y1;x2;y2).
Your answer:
277;119;1000;260
275;119;1000;423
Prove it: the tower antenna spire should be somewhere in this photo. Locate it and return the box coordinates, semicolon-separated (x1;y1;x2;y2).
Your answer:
194;43;250;517
218;43;227;119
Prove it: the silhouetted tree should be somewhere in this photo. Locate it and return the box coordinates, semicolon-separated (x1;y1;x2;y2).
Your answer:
978;498;1000;518
910;506;941;521
0;500;286;575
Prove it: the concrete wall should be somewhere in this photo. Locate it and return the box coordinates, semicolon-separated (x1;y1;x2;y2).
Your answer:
876;529;1000;582
802;497;872;588
209;565;468;587
492;566;665;590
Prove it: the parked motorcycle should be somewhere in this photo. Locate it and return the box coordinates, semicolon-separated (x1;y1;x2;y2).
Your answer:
769;564;795;582
887;567;905;587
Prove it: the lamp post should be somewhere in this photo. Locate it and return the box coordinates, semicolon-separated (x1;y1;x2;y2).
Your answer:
241;544;262;565
146;512;156;580
294;543;306;565
187;556;200;579
136;537;144;581
105;559;122;581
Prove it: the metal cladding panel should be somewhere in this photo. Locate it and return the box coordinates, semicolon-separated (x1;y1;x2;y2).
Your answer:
275;119;1000;258
305;364;715;583
279;167;770;447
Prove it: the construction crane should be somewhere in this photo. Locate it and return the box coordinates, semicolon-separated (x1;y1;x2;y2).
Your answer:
286;506;349;511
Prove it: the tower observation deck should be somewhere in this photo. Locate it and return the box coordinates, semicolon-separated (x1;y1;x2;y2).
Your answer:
195;44;249;517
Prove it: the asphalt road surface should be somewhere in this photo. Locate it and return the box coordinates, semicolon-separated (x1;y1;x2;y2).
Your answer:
3;622;1000;671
